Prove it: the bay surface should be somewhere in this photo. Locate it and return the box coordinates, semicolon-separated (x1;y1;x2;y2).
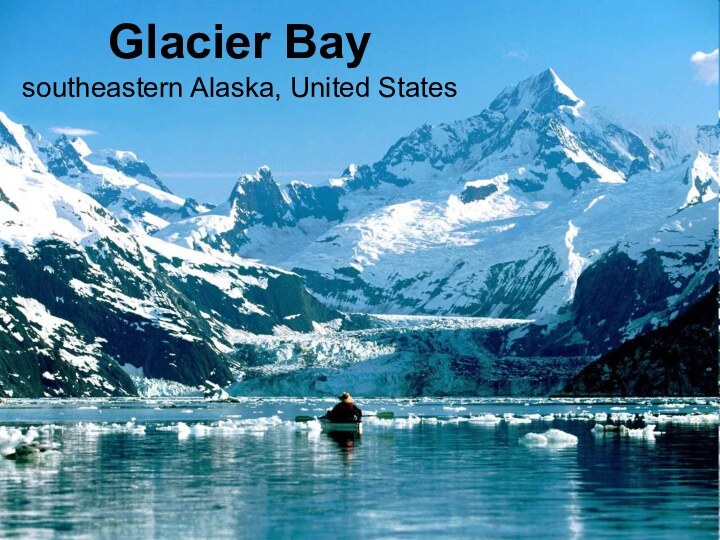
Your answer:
0;397;716;539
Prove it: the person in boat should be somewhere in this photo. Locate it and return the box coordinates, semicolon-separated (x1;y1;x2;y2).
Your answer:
326;392;362;423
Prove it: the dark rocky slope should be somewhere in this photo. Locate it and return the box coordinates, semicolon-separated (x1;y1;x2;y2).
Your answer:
558;286;718;396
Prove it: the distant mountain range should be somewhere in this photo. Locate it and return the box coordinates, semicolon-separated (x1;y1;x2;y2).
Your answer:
1;69;717;397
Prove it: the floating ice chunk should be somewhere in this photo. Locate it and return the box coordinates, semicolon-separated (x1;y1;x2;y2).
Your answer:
167;416;294;438
558;412;593;421
0;426;35;456
0;425;58;459
365;414;423;428
543;429;579;445
519;429;578;447
441;416;469;425
394;414;423;428
502;413;532;425
190;424;209;436
643;412;718;424
72;421;146;435
176;422;191;438
299;419;322;432
468;414;502;424
519;432;548;446
619;425;658;439
506;417;532;425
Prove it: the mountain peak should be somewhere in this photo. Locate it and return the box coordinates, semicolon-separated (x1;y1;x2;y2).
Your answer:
52;135;93;161
83;148;171;193
227;166;296;227
489;68;583;118
230;166;274;197
92;149;139;164
43;135;89;177
68;136;92;158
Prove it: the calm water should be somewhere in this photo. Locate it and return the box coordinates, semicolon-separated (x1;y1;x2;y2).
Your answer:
0;398;717;539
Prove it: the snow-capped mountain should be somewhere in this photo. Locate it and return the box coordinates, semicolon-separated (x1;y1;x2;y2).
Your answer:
1;68;717;398
24;126;210;234
157;165;346;260
158;69;719;358
0;111;339;398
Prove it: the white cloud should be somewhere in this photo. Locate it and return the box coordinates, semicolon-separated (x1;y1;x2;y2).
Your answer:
505;50;529;61
49;126;98;136
690;49;718;85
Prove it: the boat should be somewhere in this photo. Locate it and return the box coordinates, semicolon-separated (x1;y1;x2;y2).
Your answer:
319;417;362;434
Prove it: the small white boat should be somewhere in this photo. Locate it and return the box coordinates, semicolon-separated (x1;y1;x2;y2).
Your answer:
319;417;362;434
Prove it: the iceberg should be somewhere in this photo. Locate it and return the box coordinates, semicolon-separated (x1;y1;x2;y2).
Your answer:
519;428;578;447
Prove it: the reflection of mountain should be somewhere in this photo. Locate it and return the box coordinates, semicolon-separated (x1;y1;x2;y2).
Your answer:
1;69;717;397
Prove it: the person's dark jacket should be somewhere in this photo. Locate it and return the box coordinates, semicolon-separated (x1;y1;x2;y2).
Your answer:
326;402;362;423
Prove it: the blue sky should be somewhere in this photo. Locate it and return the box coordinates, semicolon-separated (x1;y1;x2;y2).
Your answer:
1;1;717;202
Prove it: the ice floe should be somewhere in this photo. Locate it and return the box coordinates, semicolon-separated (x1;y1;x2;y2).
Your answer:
592;423;661;439
642;412;718;425
365;414;423;428
160;416;319;438
0;425;59;460
519;429;578;447
71;421;146;435
468;414;503;424
504;413;532;425
619;425;659;439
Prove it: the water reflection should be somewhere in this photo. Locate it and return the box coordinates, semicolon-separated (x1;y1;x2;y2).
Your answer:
0;400;716;539
326;431;360;462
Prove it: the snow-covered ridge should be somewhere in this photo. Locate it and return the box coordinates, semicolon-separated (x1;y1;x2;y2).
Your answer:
3;119;203;235
0;111;342;398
